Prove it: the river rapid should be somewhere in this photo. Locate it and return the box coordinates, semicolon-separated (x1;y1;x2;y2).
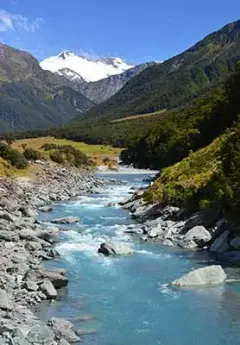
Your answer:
38;170;240;345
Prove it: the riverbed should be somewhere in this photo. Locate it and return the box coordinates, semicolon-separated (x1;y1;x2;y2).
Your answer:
38;171;240;345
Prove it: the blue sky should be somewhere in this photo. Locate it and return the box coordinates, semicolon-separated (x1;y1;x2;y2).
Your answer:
0;0;239;63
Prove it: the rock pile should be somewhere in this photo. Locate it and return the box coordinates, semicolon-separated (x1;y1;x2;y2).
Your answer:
0;161;103;344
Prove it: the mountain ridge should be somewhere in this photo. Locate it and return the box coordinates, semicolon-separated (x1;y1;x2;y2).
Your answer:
40;51;134;82
74;19;240;123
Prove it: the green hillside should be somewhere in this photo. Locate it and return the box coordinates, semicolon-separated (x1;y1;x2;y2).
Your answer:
74;20;240;123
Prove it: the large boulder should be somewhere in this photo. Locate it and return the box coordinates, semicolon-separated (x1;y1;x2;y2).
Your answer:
182;209;220;232
51;216;80;224
230;236;240;250
183;226;211;246
210;231;230;252
171;265;227;287
48;318;80;343
98;241;134;256
24;269;68;289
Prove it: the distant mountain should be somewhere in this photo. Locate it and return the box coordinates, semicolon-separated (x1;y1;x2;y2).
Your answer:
75;62;155;104
40;51;153;104
40;51;134;82
0;44;95;133
75;20;240;122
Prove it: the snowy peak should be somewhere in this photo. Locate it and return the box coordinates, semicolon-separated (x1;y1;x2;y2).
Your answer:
40;51;134;82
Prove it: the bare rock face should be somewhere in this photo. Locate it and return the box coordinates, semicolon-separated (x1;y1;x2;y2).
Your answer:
171;265;227;287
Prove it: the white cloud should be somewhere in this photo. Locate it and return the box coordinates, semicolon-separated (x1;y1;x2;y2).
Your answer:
0;9;43;33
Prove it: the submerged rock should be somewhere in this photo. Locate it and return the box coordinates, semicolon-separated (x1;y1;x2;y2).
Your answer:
48;318;80;343
171;265;227;287
98;241;134;256
51;216;80;224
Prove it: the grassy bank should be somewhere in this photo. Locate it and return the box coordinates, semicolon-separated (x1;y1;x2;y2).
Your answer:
0;137;122;177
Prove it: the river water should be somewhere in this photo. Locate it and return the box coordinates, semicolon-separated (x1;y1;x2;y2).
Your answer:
38;171;240;345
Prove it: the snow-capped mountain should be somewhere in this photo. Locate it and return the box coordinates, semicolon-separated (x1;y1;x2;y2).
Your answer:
40;51;134;82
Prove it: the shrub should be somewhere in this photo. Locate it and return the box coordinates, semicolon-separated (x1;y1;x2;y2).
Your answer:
23;148;42;161
50;150;65;164
0;142;28;169
49;145;93;167
41;143;59;151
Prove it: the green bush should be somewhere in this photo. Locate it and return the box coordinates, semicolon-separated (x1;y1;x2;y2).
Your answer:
49;145;93;167
23;148;42;161
41;143;59;151
50;150;65;164
0;142;28;169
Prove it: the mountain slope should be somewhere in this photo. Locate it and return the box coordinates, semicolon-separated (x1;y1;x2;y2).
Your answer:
40;51;133;82
76;20;240;122
75;62;154;104
0;44;95;133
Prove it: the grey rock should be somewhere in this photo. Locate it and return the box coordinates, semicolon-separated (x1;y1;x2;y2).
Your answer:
25;269;68;289
0;211;16;222
40;280;57;299
26;322;55;344
171;265;227;287
51;216;80;224
184;226;211;246
98;241;134;256
182;209;220;232
0;230;19;242
230;236;240;249
23;281;39;292
38;206;53;213
147;226;163;238
210;231;230;252
48;318;80;343
162;239;174;247
0;289;13;311
25;241;42;252
178;239;198;249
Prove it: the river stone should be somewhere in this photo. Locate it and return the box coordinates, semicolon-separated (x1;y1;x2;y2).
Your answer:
98;241;134;256
37;269;68;289
40;280;57;299
171;265;227;287
48;318;80;343
38;206;53;212
230;236;240;249
51;216;80;224
23;281;39;292
210;231;230;252
0;211;17;222
26;322;55;344
147;226;163;238
0;230;19;242
162;239;174;247
184;226;211;246
0;289;13;311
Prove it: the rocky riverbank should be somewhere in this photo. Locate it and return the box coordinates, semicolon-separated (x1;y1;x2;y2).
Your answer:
121;186;240;264
0;161;104;345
